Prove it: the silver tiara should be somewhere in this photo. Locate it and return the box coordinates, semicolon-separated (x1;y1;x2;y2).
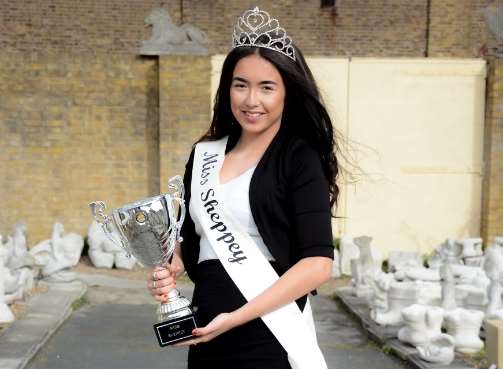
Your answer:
232;7;296;61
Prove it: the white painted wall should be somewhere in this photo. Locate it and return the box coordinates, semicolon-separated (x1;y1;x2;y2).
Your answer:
211;55;487;257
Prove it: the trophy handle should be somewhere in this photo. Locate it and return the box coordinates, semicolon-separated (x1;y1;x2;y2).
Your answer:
163;194;185;262
89;201;131;256
171;196;186;243
158;176;186;267
167;175;186;244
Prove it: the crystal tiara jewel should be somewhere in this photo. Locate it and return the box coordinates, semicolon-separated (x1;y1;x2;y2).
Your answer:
232;6;296;61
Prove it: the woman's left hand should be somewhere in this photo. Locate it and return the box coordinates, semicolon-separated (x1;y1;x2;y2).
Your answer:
173;312;236;347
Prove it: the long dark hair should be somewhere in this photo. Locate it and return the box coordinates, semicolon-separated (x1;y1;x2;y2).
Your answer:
200;45;340;213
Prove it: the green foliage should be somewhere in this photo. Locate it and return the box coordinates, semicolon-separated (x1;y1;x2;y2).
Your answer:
472;348;486;360
381;344;393;355
382;259;389;273
422;251;433;267
458;348;489;369
71;295;90;311
333;237;340;250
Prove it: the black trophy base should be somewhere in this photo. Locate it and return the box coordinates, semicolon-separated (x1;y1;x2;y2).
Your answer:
154;314;197;347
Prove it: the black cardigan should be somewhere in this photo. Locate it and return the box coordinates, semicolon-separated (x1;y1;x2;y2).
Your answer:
180;126;334;309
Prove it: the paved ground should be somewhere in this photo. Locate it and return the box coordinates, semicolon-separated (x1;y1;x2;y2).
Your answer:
0;280;87;369
19;273;408;369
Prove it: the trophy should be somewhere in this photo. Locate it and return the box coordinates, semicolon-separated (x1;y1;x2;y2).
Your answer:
89;176;196;347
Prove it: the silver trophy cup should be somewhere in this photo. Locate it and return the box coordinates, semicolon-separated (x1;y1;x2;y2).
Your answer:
89;175;196;346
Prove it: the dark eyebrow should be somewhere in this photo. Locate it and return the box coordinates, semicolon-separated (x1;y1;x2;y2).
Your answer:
232;77;248;83
232;77;277;85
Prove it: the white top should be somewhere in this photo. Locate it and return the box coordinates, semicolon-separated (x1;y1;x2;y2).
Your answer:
189;165;275;263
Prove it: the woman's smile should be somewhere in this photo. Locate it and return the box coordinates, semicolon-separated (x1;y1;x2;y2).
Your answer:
241;110;265;122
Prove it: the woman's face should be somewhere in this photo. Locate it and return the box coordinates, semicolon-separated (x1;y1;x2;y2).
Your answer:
230;54;286;136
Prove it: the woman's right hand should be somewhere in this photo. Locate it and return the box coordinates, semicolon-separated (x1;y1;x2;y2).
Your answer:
147;252;184;303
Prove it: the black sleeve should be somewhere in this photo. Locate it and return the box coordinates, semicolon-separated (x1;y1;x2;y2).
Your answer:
289;141;334;260
179;147;201;282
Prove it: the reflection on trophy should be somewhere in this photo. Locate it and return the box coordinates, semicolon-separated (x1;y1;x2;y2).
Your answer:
89;175;196;347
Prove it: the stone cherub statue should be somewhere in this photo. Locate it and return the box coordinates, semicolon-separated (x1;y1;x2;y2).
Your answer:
30;223;84;282
140;7;208;55
350;236;382;297
2;223;35;301
368;270;394;320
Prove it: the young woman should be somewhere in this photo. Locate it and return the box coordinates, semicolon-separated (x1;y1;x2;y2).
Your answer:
147;7;339;369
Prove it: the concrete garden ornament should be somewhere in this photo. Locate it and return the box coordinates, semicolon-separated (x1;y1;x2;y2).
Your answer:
339;235;359;276
140;7;208;55
388;251;422;273
372;281;441;325
0;238;15;323
450;264;489;310
450;264;489;285
373;282;419;325
30;223;84;282
458;237;484;266
350;236;382;297
440;263;457;310
8;223;34;270
455;284;487;311
427;238;464;269
369;271;394;320
484;240;503;319
443;308;484;354
331;248;340;278
394;266;440;282
398;304;443;346
416;334;455;366
2;224;35;301
87;220;136;270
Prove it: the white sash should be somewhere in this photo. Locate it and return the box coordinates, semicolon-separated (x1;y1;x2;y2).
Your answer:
191;136;327;369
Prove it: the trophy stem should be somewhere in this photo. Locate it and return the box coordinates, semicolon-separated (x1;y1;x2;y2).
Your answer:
156;288;193;322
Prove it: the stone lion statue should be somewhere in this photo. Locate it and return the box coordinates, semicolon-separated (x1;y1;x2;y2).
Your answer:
141;8;208;55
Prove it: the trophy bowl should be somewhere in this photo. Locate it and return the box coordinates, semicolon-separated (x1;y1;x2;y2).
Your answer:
89;176;197;346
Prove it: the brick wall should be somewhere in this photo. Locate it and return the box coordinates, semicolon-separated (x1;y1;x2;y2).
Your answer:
0;52;159;242
427;0;503;59
428;0;484;57
334;0;428;57
159;55;211;193
3;0;503;58
0;0;180;55
180;0;337;56
1;0;503;243
482;60;503;242
477;0;503;58
0;0;432;58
